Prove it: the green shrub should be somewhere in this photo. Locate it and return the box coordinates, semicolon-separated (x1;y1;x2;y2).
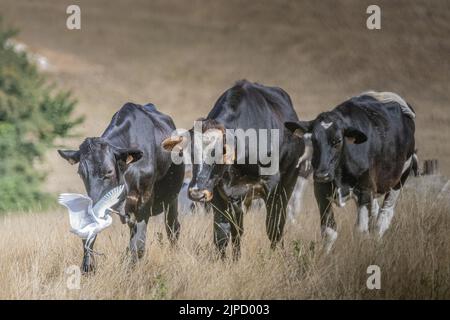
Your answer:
0;22;82;212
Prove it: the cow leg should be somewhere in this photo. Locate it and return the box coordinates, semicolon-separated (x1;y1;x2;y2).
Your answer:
265;187;288;250
287;177;307;224
230;202;244;260
375;188;401;237
375;160;410;237
81;237;96;274
355;190;372;233
165;198;180;245
213;208;232;259
128;215;149;263
314;182;337;253
369;198;380;232
210;191;232;259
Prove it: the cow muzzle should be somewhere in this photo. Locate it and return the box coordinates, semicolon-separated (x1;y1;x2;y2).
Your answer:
189;188;213;202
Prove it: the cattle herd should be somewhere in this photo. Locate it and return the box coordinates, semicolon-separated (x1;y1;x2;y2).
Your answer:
58;80;416;273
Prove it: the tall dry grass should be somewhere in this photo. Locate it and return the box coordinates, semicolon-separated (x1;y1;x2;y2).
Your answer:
0;0;448;300
0;177;448;299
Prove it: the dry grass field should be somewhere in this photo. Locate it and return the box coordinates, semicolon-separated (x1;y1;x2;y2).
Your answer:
0;0;449;299
0;178;448;299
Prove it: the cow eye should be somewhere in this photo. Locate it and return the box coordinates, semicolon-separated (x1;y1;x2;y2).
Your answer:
103;170;114;179
332;139;342;147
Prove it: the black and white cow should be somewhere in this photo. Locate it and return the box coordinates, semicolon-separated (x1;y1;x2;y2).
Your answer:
285;91;416;251
162;80;305;259
58;103;184;272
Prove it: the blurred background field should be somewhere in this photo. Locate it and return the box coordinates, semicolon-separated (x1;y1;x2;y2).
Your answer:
0;0;449;299
2;0;450;193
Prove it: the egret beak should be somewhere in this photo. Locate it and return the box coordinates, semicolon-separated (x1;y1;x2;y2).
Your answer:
107;208;129;224
106;208;120;215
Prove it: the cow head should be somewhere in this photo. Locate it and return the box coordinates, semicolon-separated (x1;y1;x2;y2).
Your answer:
58;137;143;204
161;119;235;202
285;113;367;183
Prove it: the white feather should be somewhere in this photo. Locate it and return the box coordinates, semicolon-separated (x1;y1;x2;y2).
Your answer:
58;185;125;242
92;184;125;218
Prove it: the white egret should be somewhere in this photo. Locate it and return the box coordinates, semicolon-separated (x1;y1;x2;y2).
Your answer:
58;185;125;254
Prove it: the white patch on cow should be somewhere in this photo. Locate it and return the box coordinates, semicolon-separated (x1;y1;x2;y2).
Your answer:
361;91;415;119
376;189;401;237
192;135;203;190
369;198;380;234
335;187;356;207
337;188;347;207
192;129;224;190
371;198;380;220
402;156;412;174
356;204;369;233
320;121;333;129
296;133;313;169
287;177;308;224
321;226;338;253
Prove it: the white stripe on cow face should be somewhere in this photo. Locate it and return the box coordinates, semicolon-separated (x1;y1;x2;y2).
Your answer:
192;129;222;190
320;121;333;129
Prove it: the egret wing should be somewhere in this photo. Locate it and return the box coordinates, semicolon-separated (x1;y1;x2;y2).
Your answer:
92;185;125;218
58;193;96;230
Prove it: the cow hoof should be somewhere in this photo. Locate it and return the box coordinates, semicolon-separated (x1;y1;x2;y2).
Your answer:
232;250;241;261
81;262;96;275
137;249;145;259
322;227;338;254
213;250;227;261
125;249;144;266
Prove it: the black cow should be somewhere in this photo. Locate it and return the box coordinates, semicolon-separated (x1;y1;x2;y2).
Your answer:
161;80;304;259
58;103;184;272
285;91;416;251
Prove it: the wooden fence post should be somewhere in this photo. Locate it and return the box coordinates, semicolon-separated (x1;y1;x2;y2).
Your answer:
422;159;439;175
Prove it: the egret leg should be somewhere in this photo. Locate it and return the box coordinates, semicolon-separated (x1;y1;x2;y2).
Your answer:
85;234;105;256
81;236;96;274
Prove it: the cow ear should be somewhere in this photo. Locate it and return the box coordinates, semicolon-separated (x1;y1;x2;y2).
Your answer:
115;148;143;165
58;149;80;165
161;135;189;152
344;127;367;144
284;121;312;138
223;144;236;164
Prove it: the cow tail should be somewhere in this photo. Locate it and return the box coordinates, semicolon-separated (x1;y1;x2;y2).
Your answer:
412;150;420;177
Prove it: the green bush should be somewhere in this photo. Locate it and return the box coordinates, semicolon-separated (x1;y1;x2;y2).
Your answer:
0;22;82;212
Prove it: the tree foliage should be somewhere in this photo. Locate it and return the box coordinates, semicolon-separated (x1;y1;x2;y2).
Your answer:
0;22;82;212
